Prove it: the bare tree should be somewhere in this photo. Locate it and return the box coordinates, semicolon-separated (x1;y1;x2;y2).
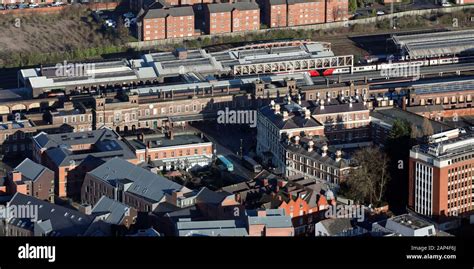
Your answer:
422;117;434;137
341;147;391;206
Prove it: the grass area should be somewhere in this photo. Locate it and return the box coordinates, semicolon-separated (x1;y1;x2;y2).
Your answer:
0;5;134;67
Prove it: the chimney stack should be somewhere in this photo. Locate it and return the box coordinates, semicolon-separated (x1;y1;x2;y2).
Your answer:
321;144;328;157
335;150;342;162
304;108;311;119
282;111;289;121
63;102;74;111
11;171;22;182
294;135;300;145
287;95;291;105
320;99;325;110
274;104;281;114
307;140;314;152
270;100;275;109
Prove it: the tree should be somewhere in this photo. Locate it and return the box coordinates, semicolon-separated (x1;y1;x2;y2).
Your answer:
410;123;422;139
388;119;411;140
340;147;390;206
422;117;434;137
385;120;412;214
349;0;358;13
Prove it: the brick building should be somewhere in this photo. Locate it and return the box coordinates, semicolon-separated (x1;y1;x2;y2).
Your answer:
287;0;325;26
205;2;260;34
46;101;94;133
81;157;192;211
126;131;213;170
1;158;54;202
263;0;287;28
32;128;137;199
325;0;349;23
94;93;140;133
141;6;195;40
409;130;474;217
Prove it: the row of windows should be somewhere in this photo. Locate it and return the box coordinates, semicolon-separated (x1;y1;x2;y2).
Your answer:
62;114;92;124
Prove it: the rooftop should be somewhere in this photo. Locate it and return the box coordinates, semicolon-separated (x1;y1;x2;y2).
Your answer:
7;193;93;236
392;29;474;58
88;157;186;203
370;107;449;133
91;196;132;225
13;158;52;183
33;128;136;167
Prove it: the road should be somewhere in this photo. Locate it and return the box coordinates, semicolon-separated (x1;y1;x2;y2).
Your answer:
191;122;256;183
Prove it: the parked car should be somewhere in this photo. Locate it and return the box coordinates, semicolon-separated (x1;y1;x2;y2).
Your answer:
17;4;28;9
104;19;116;28
123;12;135;18
376;10;385;16
442;2;452;7
28;3;39;8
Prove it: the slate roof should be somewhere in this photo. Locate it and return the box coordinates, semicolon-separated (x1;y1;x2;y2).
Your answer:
7;193;93;236
196;187;229;205
88;157;185;203
91;196;131;225
207;1;259;13
144;6;194;19
35;128;136;167
268;0;287;5
14;158;52;182
318;218;356;235
259;102;322;130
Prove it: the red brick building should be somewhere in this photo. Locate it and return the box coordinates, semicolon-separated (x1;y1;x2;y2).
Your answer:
263;0;349;28
409;131;474;217
325;0;349;23
263;0;287;28
205;2;260;34
141;6;195;40
1;158;54;202
287;0;325;26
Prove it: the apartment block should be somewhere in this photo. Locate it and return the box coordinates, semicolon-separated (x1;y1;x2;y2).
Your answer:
287;0;325;26
142;6;195;40
263;0;287;28
205;2;260;34
325;0;349;23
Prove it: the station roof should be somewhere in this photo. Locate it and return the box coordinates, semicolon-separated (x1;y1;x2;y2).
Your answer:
392;29;474;58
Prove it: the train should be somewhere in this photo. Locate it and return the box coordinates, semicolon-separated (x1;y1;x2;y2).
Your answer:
305;56;474;77
242;155;262;173
217;154;234;172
